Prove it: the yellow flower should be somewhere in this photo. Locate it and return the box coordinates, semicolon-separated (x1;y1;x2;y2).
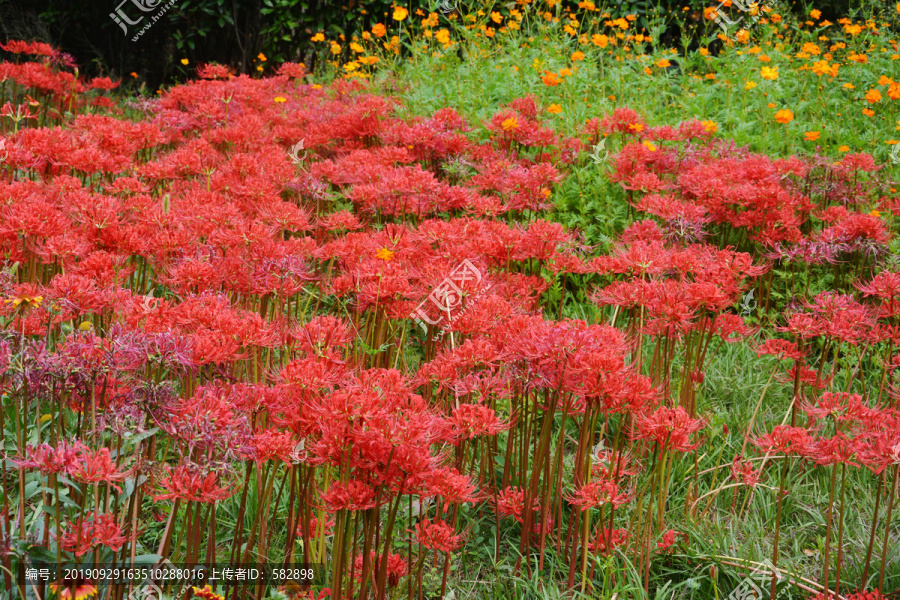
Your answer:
393;7;408;21
804;131;820;141
372;24;386;37
774;109;794;124
181;58;189;65
548;104;562;114
501;117;519;130
78;321;93;332
760;66;779;80
744;81;758;90
5;295;43;309
842;83;855;89
642;141;657;152
330;42;341;55
701;120;717;133
256;65;264;72
655;58;671;68
376;248;395;261
491;11;503;23
311;33;325;42
839;145;850;152
436;29;451;45
274;97;287;103
257;52;267;62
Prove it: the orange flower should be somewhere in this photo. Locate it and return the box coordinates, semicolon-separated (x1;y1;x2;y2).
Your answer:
865;89;882;104
701;120;717;133
501;117;519;130
838;145;850;152
804;131;820;141
547;104;562;114
760;66;779;80
311;32;325;42
571;51;585;61
541;72;560;86
372;24;386;37
774;109;794;124
862;108;875;117
810;9;821;19
656;58;671;68
642;141;658;152
376;248;395;261
628;123;644;132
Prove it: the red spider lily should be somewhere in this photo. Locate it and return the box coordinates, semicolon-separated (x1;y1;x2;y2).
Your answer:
590;528;628;555
413;519;463;553
656;529;688;553
320;480;377;512
494;486;539;523
808;434;859;467
68;446;132;491
753;425;814;456
801;392;872;423
756;338;806;361
730;455;761;487
151;464;236;503
448;404;508;441
60;512;132;556
634;406;705;452
12;440;86;474
353;551;408;587
567;480;633;510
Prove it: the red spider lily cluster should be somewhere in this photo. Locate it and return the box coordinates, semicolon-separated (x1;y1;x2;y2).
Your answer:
1;40;900;600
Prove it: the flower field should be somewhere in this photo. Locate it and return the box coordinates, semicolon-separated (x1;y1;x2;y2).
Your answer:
1;2;900;599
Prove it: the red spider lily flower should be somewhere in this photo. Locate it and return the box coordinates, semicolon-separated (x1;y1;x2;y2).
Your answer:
12;441;86;475
353;551;408;587
68;446;131;492
448;404;509;441
656;529;688;553
801;392;872;423
320;480;377;512
414;519;464;553
567;480;633;510
422;467;481;504
808;434;859;467
634;406;705;452
494;487;539;523
591;528;629;555
151;464;236;503
755;338;806;361
60;512;131;556
730;455;760;487
753;425;813;456
297;515;335;538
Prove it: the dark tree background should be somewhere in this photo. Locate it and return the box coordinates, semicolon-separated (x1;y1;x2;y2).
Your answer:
0;0;867;91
